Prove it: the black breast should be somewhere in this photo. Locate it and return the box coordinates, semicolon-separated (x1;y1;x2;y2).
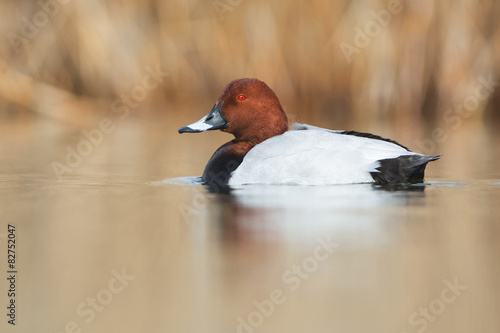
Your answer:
202;143;244;192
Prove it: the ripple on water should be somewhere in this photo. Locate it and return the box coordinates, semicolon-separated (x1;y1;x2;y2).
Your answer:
152;176;203;186
426;180;469;187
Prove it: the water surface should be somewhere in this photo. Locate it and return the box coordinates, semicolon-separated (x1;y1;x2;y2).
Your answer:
0;115;499;333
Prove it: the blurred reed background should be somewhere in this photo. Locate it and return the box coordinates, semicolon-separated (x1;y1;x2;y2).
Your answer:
0;0;499;144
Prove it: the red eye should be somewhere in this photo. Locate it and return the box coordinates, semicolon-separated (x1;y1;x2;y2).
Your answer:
238;95;246;101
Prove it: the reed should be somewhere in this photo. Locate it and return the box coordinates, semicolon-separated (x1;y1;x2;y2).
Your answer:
1;0;499;128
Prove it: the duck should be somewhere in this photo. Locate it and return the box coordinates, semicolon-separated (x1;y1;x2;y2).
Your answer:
178;78;440;191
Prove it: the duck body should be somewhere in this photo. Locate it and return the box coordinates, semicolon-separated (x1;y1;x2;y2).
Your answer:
179;78;440;191
228;124;439;186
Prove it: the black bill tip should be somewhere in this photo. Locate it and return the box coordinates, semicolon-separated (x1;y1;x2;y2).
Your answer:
178;126;202;134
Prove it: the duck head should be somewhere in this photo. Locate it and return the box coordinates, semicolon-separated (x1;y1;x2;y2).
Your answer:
179;78;288;144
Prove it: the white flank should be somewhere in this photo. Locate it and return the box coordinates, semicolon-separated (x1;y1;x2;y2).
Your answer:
228;124;421;186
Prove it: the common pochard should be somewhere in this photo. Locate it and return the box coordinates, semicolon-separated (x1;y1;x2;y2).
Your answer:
179;78;440;191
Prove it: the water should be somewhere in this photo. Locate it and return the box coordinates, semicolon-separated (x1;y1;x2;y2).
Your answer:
1;114;499;333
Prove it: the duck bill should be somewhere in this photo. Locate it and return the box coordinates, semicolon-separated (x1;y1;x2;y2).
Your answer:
178;102;227;133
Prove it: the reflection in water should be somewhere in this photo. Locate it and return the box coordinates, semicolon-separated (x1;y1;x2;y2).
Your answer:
183;179;500;333
204;183;428;245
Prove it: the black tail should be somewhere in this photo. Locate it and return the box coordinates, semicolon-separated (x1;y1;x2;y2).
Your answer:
370;155;441;184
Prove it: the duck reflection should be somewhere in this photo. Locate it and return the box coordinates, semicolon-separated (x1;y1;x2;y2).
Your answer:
204;183;427;244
